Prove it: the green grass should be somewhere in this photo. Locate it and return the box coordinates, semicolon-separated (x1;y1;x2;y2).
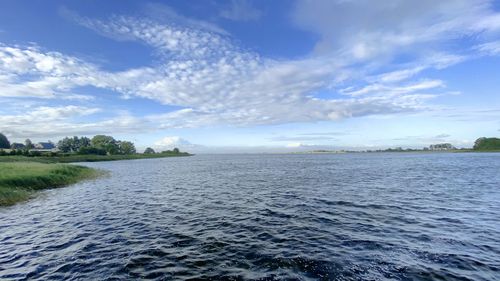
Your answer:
0;152;192;164
0;162;101;206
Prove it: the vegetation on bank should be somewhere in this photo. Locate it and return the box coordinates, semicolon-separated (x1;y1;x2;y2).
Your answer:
473;137;500;151
365;138;500;152
0;133;191;162
0;162;101;206
0;151;191;164
57;135;136;155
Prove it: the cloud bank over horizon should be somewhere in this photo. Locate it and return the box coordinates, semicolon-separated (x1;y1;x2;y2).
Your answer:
0;0;499;150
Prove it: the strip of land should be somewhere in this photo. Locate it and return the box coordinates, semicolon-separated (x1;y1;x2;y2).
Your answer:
0;162;102;206
0;152;192;164
291;149;500;154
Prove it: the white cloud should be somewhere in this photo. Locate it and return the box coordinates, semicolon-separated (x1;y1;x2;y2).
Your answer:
153;136;204;152
0;44;105;100
64;14;440;128
286;142;308;148
2;2;500;139
66;14;232;59
154;136;191;147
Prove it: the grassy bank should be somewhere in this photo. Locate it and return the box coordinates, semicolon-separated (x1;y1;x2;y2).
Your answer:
0;162;100;206
0;152;192;164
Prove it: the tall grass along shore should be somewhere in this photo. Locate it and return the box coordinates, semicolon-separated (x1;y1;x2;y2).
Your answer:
0;162;100;206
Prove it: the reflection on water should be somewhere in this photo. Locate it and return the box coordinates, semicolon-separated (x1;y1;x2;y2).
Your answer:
1;153;499;280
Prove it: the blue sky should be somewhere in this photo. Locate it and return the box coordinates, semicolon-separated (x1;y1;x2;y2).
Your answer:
0;0;499;152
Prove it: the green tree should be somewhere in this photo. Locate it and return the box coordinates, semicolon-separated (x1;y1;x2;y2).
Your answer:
144;147;155;154
58;136;92;153
0;133;10;149
80;137;91;148
91;135;118;155
70;136;79;152
172;147;180;154
473;137;500;150
57;137;73;153
25;139;34;150
119;141;136;155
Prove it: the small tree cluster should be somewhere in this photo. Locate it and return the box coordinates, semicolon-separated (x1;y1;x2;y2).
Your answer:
55;135;137;155
473;137;500;150
161;148;181;154
57;136;92;153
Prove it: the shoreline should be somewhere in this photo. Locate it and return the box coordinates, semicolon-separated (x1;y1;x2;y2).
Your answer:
288;149;500;154
0;153;191;206
0;152;192;164
0;162;102;206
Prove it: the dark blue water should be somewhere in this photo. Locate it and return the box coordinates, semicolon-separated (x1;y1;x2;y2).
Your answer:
1;153;499;280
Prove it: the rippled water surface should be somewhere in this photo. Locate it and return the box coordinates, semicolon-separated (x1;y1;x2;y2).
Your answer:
1;153;499;280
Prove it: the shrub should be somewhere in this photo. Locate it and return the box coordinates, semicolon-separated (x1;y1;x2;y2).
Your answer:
29;151;42;157
78;147;107;155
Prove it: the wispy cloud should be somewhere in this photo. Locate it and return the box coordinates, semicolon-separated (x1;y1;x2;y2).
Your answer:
341;79;445;97
474;40;500;56
142;3;228;35
220;0;262;22
2;2;500;140
292;0;500;58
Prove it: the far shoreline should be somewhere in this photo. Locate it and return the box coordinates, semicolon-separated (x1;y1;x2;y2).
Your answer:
287;149;500;154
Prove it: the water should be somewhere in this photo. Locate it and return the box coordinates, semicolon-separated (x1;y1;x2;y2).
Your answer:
0;153;499;280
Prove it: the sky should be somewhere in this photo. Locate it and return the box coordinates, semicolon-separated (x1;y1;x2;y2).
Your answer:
0;0;499;153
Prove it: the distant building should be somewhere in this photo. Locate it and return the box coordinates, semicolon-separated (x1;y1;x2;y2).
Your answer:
429;143;455;151
10;143;25;150
33;141;58;152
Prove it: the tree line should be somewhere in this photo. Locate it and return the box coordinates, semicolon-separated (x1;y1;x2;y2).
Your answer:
0;133;186;156
57;135;136;155
473;137;500;150
0;134;136;155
